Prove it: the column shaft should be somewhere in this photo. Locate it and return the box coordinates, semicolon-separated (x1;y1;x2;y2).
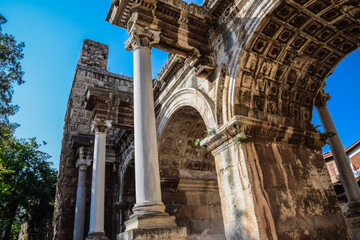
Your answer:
316;103;360;204
133;46;163;208
73;168;87;240
88;130;107;239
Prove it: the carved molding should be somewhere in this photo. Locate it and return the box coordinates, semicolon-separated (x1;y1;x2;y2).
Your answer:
85;86;134;129
202;115;323;154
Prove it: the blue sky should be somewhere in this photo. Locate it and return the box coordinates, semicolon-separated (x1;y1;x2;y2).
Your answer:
1;0;359;169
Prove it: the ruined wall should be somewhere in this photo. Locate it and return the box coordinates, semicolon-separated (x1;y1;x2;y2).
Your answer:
204;116;351;239
243;142;348;239
52;39;133;240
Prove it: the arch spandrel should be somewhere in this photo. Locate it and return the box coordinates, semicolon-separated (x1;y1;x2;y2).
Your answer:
224;0;360;130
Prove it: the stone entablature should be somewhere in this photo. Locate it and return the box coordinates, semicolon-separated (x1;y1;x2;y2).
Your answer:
202;115;324;153
106;0;214;75
85;86;133;129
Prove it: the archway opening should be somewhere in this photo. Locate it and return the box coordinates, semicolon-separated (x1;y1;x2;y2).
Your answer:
311;48;360;213
117;160;135;233
158;106;225;239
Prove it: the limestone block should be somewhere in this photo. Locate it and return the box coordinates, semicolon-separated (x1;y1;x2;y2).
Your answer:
193;205;209;220
117;227;187;240
208;204;223;219
176;205;194;220
346;216;360;240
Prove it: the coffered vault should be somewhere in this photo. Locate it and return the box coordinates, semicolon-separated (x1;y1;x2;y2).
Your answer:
53;0;360;239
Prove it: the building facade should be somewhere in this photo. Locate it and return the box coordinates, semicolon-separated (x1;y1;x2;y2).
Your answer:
324;139;360;214
53;0;360;239
325;139;360;184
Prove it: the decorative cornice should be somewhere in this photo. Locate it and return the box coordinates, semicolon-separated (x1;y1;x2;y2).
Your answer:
106;0;213;68
85;86;134;129
202;115;323;154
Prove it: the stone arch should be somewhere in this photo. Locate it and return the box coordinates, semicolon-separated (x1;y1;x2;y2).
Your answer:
212;0;280;125
157;104;225;239
118;145;134;203
224;0;360;129
117;159;135;233
115;140;135;234
156;88;216;139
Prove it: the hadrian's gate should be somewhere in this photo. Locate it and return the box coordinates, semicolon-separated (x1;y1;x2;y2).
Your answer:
53;0;360;239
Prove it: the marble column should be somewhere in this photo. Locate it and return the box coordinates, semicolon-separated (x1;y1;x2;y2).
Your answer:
73;147;91;240
122;25;180;232
87;119;111;240
316;90;360;216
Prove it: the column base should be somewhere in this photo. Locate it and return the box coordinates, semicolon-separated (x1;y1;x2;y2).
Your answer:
346;201;360;218
132;203;167;216
346;216;360;240
86;232;108;240
125;214;177;231
117;227;187;240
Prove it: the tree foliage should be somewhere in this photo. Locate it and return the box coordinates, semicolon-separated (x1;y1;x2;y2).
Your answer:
0;14;25;138
0;137;57;239
0;14;56;240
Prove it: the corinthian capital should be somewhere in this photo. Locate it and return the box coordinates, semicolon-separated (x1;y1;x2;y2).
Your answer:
76;147;91;171
91;119;112;133
125;25;160;51
315;88;331;108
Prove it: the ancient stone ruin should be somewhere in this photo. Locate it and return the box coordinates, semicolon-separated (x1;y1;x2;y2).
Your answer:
53;0;360;239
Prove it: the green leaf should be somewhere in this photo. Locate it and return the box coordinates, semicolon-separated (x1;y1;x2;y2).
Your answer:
194;139;201;147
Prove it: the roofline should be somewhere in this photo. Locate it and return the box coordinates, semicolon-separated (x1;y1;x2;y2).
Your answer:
323;139;360;160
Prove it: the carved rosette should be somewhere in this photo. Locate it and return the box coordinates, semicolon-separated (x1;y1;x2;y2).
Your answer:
125;25;160;51
315;88;331;108
91;119;112;133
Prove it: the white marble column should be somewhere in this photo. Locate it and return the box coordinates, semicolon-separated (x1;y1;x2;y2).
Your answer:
123;25;178;231
316;90;360;216
125;26;165;213
87;120;111;240
73;147;91;240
